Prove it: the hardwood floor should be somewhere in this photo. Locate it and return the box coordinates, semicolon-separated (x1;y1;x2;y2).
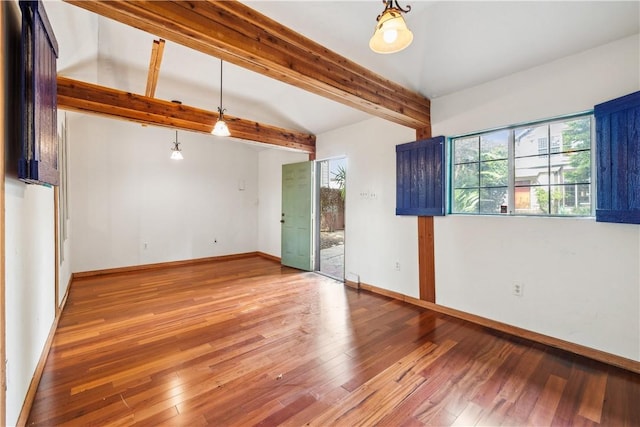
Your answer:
27;256;640;426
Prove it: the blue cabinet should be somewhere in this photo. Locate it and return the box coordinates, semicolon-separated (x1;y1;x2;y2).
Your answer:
396;136;446;216
594;91;640;224
19;0;59;185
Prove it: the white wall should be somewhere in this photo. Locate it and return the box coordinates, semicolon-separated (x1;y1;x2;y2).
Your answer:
3;1;57;424
257;149;308;258
435;217;639;359
5;182;55;425
69;115;260;272
317;118;418;296
434;34;640;136
45;0;99;83
431;34;640;361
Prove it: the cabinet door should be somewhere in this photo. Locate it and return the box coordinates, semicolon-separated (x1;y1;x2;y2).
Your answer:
19;0;59;185
595;91;640;224
396;136;446;216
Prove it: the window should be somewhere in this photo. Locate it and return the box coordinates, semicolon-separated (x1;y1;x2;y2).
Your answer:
451;114;592;216
551;135;562;153
537;137;548;154
452;130;509;214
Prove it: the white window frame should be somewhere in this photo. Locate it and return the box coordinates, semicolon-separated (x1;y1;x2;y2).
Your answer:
449;112;594;217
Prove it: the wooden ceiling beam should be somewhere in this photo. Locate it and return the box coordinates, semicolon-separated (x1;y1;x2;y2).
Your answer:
57;76;316;153
145;38;165;98
64;0;431;129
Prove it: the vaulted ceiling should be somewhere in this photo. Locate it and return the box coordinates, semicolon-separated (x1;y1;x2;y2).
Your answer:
45;0;639;150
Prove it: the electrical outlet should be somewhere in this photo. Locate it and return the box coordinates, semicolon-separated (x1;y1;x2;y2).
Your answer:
143;242;148;250
512;283;524;297
395;261;401;271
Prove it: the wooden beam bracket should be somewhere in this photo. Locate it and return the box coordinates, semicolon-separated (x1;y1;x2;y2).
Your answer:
145;38;165;98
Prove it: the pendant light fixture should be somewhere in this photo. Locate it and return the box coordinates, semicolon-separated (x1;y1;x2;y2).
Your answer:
170;130;183;160
369;0;413;54
212;59;231;137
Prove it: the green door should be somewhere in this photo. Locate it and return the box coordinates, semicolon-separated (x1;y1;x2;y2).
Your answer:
281;161;313;270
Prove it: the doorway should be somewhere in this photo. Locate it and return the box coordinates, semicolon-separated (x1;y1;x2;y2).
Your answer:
315;158;346;280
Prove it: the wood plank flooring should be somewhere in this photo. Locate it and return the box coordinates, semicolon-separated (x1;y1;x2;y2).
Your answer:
27;256;640;426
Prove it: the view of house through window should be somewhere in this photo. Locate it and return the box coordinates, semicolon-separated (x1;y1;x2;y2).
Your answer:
452;114;592;216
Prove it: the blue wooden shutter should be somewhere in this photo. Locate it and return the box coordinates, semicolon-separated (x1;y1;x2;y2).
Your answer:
396;136;446;216
19;0;59;185
594;91;640;224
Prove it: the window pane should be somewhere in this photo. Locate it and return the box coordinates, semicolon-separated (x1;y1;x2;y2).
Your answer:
532;186;550;214
480;187;507;214
515;186;533;212
454;162;479;188
550;152;591;184
480;130;508;161
453;189;479;213
515;125;548;158
549;122;564;153
546;186;565;214
480;160;508;187
550;184;592;215
556;116;591;152
563;185;576;209
576;183;591;206
515;155;548;184
453;136;479;163
550;135;561;153
513;186;549;215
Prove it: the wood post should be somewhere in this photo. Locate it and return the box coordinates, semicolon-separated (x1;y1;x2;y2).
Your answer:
416;127;435;303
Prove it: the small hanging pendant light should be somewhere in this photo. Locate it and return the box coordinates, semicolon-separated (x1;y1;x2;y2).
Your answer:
170;130;183;160
212;59;231;137
369;0;413;54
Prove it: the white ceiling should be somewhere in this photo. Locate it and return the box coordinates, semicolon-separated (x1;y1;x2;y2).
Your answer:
46;0;639;138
